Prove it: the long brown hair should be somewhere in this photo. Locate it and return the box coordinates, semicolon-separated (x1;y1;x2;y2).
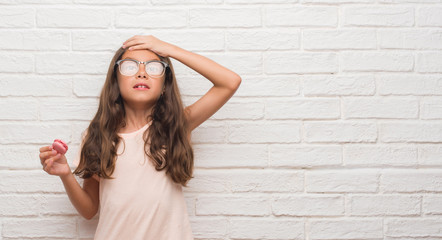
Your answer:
73;47;194;187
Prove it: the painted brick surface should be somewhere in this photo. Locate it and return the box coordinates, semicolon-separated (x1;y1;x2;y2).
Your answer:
1;0;441;239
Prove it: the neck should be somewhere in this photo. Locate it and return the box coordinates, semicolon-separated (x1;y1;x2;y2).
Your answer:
122;102;154;129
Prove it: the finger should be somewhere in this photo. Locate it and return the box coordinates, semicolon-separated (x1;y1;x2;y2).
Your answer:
40;150;57;165
127;44;142;50
124;38;145;48
52;153;61;162
123;36;137;45
39;145;52;153
123;38;138;48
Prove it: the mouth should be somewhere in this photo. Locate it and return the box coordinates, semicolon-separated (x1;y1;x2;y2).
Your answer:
133;83;150;90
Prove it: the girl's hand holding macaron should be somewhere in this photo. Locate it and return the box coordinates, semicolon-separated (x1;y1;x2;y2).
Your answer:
39;139;71;177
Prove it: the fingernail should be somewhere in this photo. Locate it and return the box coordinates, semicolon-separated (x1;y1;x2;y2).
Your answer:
122;45;125;48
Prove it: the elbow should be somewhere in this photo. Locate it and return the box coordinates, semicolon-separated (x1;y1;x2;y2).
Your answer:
83;211;97;220
81;206;98;220
229;75;242;92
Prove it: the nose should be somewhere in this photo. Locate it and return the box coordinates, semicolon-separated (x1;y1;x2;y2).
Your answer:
136;63;147;78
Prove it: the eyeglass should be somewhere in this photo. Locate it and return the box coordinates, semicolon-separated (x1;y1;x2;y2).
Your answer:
116;58;169;78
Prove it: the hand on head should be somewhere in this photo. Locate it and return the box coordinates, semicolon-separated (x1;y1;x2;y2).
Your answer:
122;35;176;58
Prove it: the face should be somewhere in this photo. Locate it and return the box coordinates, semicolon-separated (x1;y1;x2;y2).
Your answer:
116;49;166;110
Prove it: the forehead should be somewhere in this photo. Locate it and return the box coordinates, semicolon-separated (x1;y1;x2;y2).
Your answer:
121;49;160;61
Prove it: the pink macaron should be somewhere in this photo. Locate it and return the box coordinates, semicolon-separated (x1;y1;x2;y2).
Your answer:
52;139;68;155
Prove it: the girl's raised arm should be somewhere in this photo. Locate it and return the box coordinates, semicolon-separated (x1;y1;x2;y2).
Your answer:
170;45;242;131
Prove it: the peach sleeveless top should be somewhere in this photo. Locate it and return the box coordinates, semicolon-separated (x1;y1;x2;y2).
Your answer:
73;123;194;240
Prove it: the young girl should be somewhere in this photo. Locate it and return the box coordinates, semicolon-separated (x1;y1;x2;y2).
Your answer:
38;35;241;239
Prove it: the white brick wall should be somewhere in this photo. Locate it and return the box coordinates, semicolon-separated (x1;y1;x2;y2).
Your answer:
1;0;441;239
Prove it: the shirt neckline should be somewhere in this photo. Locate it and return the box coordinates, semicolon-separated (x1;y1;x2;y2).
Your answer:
118;121;151;138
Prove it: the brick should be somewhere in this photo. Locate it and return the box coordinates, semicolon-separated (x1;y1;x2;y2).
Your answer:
418;7;442;27
423;195;442;215
0;53;33;73
2;218;76;238
37;8;111;28
229;121;301;143
378;74;442;95
0;195;40;216
0;98;38;120
304;29;376;50
190;8;261;27
306;170;379;193
189;217;228;239
385;218;442;237
196;196;271;216
380;122;442;143
0;170;67;193
343;97;418;119
344;145;417;166
117;8;186;28
304;122;377;143
39;194;78;216
230;218;304;239
226;29;300;50
419;145;442;166
381;0;439;2
227;0;297;3
0;123;71;144
152;30;225;51
303;75;375;96
381;170;442;193
0;30;69;50
186;169;304;193
234;76;300;97
73;76;105;97
266;7;337;27
76;0;145;4
264;52;338;74
273;195;344;216
193;144;267;168
78;217;99;239
266;99;340;120
350;195;420;216
0;75;72;97
191;122;227;144
341;52;414;72
178;75;218;97
0;8;34;27
379;29;442;50
421;98;442;119
35;52;112;74
344;7;414;27
309;219;383;239
269;144;342;167
212;101;264;120
417;52;442;73
39;98;98;121
72;30;128;51
0;145;44;169
305;0;372;2
196;52;261;76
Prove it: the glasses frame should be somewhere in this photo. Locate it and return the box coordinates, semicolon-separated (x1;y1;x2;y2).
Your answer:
116;58;169;78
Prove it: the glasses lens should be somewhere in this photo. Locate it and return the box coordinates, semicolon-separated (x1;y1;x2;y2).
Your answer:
146;62;165;77
119;60;138;76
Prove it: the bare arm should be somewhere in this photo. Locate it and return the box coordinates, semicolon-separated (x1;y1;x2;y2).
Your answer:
170;45;241;131
40;146;99;220
60;173;99;220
